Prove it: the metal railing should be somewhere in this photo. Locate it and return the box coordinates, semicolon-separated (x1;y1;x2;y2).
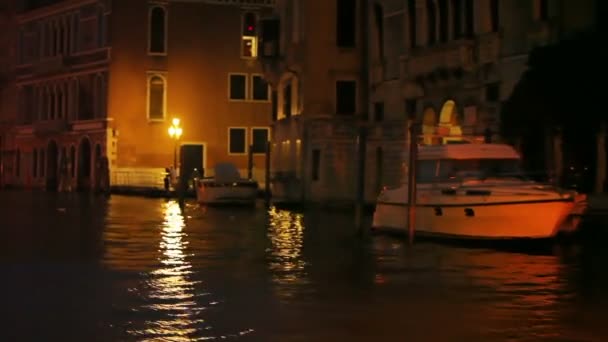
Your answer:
110;169;166;189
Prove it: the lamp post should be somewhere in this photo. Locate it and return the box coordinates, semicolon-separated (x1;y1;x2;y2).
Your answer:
168;118;183;170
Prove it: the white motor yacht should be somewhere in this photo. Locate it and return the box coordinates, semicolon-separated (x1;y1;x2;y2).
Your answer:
372;142;587;239
196;163;258;205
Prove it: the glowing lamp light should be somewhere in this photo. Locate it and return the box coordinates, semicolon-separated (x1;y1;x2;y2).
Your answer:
168;118;183;169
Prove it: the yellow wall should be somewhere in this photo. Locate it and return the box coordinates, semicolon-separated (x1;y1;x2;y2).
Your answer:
108;1;272;171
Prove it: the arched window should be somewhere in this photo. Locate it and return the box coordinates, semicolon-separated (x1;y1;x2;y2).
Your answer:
33;149;38;178
427;0;437;45
70;145;76;177
147;74;166;120
40;148;46;177
438;0;448;42
149;6;167;54
407;0;417;48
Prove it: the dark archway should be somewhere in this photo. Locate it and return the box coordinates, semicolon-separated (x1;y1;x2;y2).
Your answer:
46;140;59;191
94;144;102;190
77;137;92;191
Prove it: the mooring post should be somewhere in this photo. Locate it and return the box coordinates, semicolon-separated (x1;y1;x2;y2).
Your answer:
355;127;367;233
265;141;272;207
248;144;254;180
407;121;418;245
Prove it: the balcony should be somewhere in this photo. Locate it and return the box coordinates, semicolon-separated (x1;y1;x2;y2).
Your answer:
33;119;68;135
527;20;558;48
402;40;475;80
71;118;114;132
476;32;501;64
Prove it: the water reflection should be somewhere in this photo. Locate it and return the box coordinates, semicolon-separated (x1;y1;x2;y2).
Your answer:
266;207;308;297
132;200;206;341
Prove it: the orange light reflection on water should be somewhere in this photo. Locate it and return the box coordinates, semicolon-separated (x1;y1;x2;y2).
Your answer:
267;206;308;298
134;201;203;340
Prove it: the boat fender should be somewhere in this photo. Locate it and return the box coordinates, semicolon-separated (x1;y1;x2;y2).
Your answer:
464;208;475;217
434;207;443;216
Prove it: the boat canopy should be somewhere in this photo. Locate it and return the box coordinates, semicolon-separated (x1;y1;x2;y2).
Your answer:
401;143;521;161
214;163;242;183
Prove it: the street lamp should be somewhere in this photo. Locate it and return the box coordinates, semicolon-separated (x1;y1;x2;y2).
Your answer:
168;118;183;169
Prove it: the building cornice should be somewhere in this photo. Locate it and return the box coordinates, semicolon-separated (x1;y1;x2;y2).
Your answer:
17;0;100;24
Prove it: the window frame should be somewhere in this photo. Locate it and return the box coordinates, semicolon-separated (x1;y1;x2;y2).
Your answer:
228;73;248;101
251;74;270;102
148;5;168;56
250;127;270;154
227;126;248;156
146;72;167;122
335;79;357;115
241;12;258;59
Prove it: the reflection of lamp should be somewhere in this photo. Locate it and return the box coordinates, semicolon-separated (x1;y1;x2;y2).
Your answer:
168;118;183;169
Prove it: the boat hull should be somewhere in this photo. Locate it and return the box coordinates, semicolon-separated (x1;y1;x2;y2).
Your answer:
372;199;579;239
196;182;258;205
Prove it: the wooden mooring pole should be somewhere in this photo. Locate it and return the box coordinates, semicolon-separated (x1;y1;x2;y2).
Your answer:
355;127;367;234
407;122;418;245
265;141;271;207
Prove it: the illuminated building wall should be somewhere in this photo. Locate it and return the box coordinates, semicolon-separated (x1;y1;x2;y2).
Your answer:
1;0;274;190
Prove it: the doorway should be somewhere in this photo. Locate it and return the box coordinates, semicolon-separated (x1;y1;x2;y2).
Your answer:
180;143;205;181
78;137;92;191
46;140;59;191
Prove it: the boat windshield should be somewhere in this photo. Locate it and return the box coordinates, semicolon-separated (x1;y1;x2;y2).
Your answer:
439;158;523;181
415;158;524;183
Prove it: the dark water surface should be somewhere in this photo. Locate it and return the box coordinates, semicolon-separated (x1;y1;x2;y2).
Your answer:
1;191;608;341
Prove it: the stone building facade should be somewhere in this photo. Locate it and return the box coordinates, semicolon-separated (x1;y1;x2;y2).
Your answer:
370;0;598;145
0;0;274;190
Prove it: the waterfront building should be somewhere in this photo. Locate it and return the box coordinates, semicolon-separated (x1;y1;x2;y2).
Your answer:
0;0;274;190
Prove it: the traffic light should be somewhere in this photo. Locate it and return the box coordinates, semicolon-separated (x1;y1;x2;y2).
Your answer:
243;12;256;37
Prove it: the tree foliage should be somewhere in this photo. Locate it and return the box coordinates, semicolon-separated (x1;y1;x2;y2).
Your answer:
501;29;605;140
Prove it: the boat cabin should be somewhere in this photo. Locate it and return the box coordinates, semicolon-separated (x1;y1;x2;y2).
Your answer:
405;143;523;183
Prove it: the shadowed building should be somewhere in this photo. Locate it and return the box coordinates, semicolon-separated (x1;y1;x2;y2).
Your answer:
259;0;405;205
370;0;598;146
0;0;274;190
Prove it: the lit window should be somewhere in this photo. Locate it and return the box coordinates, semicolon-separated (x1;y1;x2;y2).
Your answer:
149;6;167;54
228;127;247;154
241;12;258;58
148;74;166;120
242;37;257;58
251;128;269;153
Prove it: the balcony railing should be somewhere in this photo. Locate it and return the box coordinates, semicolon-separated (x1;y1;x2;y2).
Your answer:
476;32;501;64
33;119;68;134
402;40;475;78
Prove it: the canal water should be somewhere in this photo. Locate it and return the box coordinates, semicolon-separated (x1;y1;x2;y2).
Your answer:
1;191;607;341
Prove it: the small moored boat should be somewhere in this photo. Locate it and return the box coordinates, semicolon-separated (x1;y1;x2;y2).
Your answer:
196;163;258;205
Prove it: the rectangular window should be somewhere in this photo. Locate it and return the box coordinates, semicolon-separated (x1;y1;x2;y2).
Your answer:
242;37;258;58
464;0;474;38
374;102;384;122
252;75;269;101
283;82;292;118
228;127;247;154
229;74;247;100
336;80;356;115
405;99;417;119
271;90;278;121
490;0;499;32
486;83;500;102
539;0;548;21
149;6;167;55
251;127;269;154
336;0;356;47
312;149;321;181
408;0;417;48
241;12;258;58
